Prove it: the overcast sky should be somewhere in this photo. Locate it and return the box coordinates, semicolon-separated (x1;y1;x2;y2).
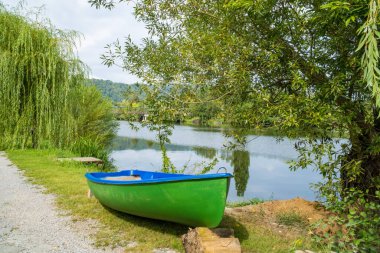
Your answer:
2;0;147;83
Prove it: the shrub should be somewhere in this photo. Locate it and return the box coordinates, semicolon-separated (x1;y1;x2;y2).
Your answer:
70;137;114;171
70;85;118;147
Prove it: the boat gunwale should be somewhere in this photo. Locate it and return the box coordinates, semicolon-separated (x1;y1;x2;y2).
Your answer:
85;170;233;185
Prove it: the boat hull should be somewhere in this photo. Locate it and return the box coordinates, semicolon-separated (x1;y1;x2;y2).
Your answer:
86;170;231;227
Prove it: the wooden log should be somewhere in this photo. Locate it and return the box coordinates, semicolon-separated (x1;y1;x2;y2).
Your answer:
182;227;241;253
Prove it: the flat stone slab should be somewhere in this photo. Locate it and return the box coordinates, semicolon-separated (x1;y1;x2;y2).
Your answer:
57;157;103;164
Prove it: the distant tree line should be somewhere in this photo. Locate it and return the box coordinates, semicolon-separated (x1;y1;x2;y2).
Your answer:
86;78;140;103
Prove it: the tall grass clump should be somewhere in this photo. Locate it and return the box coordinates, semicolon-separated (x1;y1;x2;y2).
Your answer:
69;85;118;148
70;138;114;170
69;85;118;170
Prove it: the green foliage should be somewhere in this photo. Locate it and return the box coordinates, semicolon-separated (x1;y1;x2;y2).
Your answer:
322;0;380;106
188;101;222;126
276;212;308;228
68;83;118;170
0;6;86;149
69;85;118;147
291;138;380;251
0;6;117;168
70;137;114;170
227;198;264;207
357;0;380;106
197;158;219;174
312;190;380;252
86;78;139;103
158;128;176;173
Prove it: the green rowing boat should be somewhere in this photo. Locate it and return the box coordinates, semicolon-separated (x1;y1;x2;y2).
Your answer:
85;170;232;227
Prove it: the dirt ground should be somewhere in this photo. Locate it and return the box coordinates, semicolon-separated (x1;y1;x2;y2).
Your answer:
226;197;329;241
251;197;327;223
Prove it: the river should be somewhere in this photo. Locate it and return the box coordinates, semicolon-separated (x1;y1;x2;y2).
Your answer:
110;121;321;202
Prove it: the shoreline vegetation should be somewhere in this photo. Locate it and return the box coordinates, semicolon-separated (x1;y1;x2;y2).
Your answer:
6;149;327;253
89;78;348;139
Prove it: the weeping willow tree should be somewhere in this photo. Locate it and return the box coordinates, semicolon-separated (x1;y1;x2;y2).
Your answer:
0;6;87;149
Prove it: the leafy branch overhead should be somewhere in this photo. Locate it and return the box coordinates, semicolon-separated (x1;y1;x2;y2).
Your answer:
358;0;380;106
323;0;380;106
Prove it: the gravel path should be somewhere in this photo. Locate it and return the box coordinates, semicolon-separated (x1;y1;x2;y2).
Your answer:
0;152;119;253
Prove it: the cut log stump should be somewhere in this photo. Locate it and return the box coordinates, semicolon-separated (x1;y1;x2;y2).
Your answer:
182;227;241;253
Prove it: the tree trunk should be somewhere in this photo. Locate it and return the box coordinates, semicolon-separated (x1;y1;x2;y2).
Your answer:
342;107;380;202
342;152;380;201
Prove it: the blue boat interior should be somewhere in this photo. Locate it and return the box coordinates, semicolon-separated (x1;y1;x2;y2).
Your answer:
85;170;233;185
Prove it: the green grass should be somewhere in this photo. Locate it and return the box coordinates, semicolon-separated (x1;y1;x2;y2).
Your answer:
7;149;185;252
227;198;264;207
276;212;308;228
7;149;321;252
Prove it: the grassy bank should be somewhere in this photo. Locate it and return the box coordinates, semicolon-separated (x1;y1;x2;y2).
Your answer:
7;149;185;252
7;149;322;252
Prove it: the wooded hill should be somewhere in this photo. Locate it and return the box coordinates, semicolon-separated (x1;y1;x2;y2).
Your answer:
86;78;139;103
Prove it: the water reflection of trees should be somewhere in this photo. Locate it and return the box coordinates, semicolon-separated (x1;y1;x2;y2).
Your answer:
221;149;250;196
192;146;217;159
219;128;251;196
111;136;191;151
232;150;250;196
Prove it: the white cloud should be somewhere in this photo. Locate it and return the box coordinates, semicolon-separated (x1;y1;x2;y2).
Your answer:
2;0;148;83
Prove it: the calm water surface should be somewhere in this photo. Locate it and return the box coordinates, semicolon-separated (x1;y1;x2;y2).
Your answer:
110;121;321;202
